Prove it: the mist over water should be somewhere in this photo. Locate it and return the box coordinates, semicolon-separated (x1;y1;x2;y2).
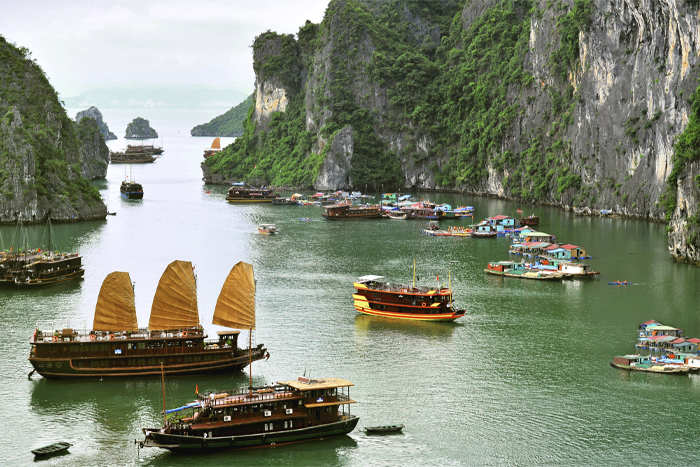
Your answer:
1;109;699;465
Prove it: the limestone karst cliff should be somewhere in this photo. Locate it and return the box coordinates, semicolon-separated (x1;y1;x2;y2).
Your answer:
76;116;110;180
75;106;117;140
203;0;700;263
125;117;158;139
191;94;255;137
0;36;107;224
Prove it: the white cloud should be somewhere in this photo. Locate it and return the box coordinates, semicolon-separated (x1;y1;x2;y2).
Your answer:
0;0;328;97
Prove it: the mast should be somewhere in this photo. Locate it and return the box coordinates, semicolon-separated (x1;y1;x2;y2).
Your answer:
413;259;416;289
161;362;166;427
449;271;452;310
249;326;252;395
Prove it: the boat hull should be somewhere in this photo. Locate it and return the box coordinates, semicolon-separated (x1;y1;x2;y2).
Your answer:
2;268;84;287
143;416;359;451
121;192;144;199
609;362;690;374
226;198;276;203
30;348;266;379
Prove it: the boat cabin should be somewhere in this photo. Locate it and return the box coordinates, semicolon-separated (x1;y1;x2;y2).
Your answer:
485;261;524;273
560;244;587;259
488;215;516;229
522;232;557;243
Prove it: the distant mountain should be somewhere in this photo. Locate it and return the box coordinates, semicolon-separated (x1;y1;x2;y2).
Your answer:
125;117;158;139
75;106;117;140
191;94;254;137
63;85;251;109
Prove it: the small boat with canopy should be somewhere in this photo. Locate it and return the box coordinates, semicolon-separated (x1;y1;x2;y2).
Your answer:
28;261;266;378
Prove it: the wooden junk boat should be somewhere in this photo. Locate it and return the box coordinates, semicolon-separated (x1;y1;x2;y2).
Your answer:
0;218;84;287
203;138;221;159
28;261;266;378
109;151;155;164
352;272;465;321
141;376;359;451
322;202;382;220
520;215;539;226
126;144;164;155
226;183;279;203
120;180;144;199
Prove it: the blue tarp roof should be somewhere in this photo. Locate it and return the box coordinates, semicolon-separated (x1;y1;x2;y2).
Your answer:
165;402;200;414
399;194;412;201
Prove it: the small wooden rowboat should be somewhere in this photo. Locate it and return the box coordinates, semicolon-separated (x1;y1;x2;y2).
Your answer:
32;441;72;457
608;281;632;285
365;424;404;433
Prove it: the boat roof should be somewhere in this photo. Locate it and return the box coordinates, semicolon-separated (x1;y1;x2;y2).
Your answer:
559;244;580;250
216;330;241;336
647;325;680;331
489;215;513;220
670;338;686;344
641;320;662;326
524;232;553;237
260;224;275;227
278;377;354;391
687;338;700;344
356;275;384;282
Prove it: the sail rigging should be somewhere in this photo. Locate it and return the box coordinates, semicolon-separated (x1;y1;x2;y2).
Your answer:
212;261;255;329
93;272;138;331
148;260;199;331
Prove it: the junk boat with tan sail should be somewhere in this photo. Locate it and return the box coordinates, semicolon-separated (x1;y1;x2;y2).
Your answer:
0;217;84;287
141;376;358;451
352;262;465;321
28;261;266;378
203;137;222;159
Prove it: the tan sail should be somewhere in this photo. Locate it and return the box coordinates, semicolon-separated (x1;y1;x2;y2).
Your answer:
211;137;221;149
148;260;199;331
93;272;138;331
213;261;255;329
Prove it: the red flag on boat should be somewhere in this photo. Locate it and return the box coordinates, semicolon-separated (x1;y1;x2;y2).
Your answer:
196;384;198;394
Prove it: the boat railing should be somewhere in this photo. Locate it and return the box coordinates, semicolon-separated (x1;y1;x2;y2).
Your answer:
199;386;296;407
33;325;206;343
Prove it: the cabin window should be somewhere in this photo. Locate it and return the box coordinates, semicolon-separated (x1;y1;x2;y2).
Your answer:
100;359;108;367
138;342;146;350
138;358;146;365
184;356;192;363
148;358;157;365
264;423;270;431
91;360;98;368
91;344;100;352
100;344;109;351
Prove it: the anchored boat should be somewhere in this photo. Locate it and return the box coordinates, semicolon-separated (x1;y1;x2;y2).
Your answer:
32;441;72;458
352;265;465;321
28;261;266;378
226;183;279;203
0;217;84;287
141;376;358;451
322;202;382;220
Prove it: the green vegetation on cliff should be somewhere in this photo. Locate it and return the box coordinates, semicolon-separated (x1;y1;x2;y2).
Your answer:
190;94;254;137
205;0;594;194
663;78;700;221
0;36;103;215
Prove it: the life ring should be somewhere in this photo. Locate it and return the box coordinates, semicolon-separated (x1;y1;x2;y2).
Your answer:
421;302;427;307
542;260;549;265
109;334;115;340
90;334;96;341
52;335;58;342
183;330;188;337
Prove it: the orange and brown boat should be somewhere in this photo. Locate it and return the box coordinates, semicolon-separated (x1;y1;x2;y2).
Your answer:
352;273;465;322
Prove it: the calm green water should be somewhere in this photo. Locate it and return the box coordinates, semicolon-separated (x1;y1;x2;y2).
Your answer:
2;109;700;466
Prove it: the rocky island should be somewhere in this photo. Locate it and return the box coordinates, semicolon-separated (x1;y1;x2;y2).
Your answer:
125;117;158;139
191;94;254;137
0;36;107;223
75;106;117;140
202;0;700;265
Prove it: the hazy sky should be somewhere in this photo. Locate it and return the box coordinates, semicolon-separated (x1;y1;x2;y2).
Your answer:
0;0;329;98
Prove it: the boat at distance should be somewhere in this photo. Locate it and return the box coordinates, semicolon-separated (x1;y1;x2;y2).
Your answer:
352;273;465;321
226;183;279;203
485;261;564;280
109;151;156;163
610;355;691;374
120;180;143;199
520;215;540;226
126;144;164;155
364;424;404;433
28;261;266;378
0;217;84;287
258;224;278;234
322;202;382;220
141;376;359;451
203;138;221;159
32;441;72;458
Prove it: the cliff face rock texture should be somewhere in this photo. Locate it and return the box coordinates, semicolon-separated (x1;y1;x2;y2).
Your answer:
668;161;700;264
75;106;117;140
203;0;700;262
76;116;109;180
0;36;107;224
125;117;158;139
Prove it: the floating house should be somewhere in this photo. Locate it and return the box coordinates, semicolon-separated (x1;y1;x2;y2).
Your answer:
521;231;557;243
560;244;589;259
487;215;517;231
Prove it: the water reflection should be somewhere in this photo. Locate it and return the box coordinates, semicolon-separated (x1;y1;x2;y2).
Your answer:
353;315;458;339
